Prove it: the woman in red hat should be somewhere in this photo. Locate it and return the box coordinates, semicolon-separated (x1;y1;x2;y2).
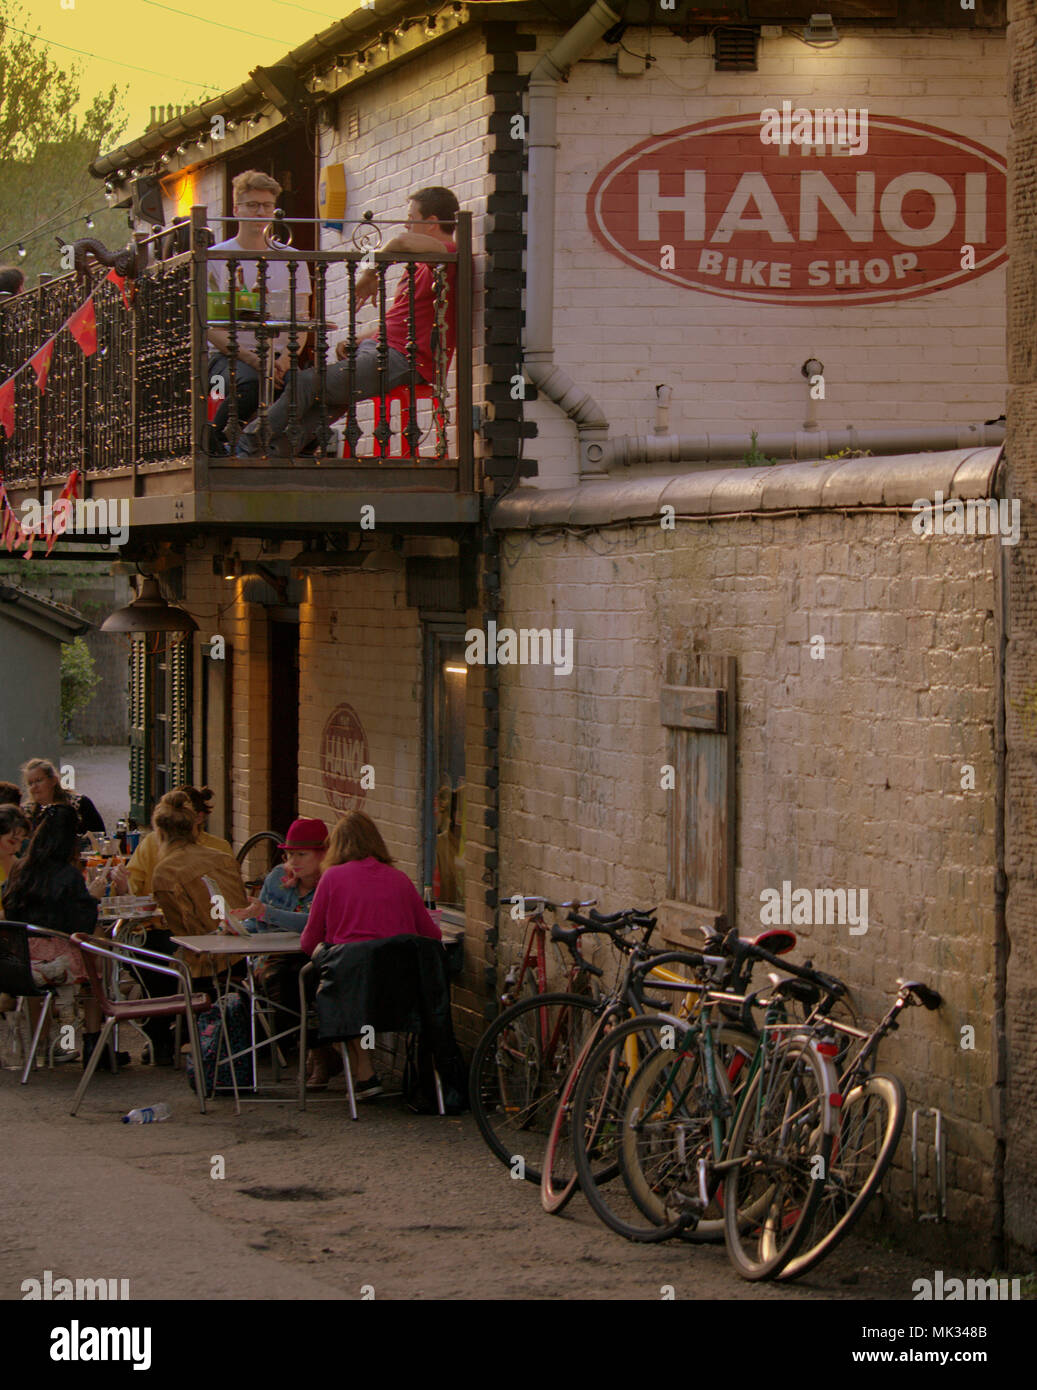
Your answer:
226;817;329;1059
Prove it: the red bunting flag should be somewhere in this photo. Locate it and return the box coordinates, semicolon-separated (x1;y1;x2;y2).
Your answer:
29;339;55;393
67;296;98;356
106;268;132;310
45;468;82;555
0;376;15;438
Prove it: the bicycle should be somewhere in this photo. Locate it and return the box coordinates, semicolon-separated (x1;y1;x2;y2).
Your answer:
776;977;941;1281
469;905;682;1191
571;941;849;1276
497;895;599;1007
568;931;846;1247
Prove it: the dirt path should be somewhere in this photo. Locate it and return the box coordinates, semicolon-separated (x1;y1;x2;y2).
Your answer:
1;1056;982;1302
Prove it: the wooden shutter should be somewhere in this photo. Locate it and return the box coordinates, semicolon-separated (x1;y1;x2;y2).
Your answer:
128;636;151;825
168;635;192;788
659;653;736;947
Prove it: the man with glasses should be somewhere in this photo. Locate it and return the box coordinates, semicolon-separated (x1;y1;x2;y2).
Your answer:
207;170;311;452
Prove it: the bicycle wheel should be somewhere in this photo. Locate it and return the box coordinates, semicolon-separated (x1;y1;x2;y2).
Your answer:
722;1034;835;1280
569;1015;746;1242
469;992;600;1186
779;1072;906;1281
620;1022;759;1243
539;1006;618;1215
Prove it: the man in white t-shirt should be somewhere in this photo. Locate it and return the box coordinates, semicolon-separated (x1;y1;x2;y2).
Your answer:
207;170;311;451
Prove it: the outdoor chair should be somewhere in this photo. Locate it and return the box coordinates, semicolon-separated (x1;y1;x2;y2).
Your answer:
297;934;457;1120
341;384;448;460
0;920;71;1084
69;933;210;1115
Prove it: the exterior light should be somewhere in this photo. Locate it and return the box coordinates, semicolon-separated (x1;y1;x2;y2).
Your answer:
17;244;26;258
100;576;198;633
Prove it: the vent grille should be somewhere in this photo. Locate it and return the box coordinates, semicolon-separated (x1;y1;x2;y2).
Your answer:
713;26;759;71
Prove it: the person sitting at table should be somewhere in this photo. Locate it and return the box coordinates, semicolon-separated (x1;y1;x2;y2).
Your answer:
21;757;106;839
149;788;247;953
300;810;440;1093
0;781;22;806
127;785;232;896
0;803;29;892
224;816;327;1062
1;803;112;1068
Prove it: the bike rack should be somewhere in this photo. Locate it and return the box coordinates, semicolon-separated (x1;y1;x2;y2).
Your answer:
911;1106;946;1222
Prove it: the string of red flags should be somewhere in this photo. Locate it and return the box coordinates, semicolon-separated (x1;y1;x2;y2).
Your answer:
0;468;81;558
0;284;107;439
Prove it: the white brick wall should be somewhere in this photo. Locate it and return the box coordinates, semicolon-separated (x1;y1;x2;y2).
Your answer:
519;26;1007;485
495;506;1000;1234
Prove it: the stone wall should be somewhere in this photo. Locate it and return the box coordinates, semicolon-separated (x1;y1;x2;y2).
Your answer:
1004;0;1037;1261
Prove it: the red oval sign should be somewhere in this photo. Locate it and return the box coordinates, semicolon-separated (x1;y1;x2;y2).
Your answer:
586;114;1006;306
320;703;370;813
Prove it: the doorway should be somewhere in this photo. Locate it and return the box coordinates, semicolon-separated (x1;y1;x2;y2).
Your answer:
269;615;299;835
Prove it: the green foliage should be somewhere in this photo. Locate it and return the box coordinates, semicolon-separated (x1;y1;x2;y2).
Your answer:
60;635;100;737
0;0;128;282
741;430;779;467
823;447;874;460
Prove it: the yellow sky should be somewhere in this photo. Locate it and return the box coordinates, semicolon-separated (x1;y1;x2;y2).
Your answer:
24;0;348;148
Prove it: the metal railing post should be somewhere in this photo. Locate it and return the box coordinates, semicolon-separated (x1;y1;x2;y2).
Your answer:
455;210;473;493
189;205;210;489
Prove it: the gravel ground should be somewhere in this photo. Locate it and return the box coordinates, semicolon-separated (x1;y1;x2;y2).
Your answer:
0;1037;1004;1304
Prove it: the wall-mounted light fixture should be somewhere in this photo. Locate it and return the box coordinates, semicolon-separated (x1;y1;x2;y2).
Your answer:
803;13;839;46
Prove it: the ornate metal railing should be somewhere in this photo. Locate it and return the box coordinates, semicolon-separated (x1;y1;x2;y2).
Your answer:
0;209;473;492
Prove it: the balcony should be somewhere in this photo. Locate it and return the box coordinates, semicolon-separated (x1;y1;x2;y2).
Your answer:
0;210;477;532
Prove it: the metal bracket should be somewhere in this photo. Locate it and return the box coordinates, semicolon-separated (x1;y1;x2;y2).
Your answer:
911;1106;946;1222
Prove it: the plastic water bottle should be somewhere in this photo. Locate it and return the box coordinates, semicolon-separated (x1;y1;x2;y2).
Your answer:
121;1103;171;1124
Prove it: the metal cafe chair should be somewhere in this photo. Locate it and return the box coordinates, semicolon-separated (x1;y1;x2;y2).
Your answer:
0;921;72;1083
296;949;446;1121
69;934;210;1115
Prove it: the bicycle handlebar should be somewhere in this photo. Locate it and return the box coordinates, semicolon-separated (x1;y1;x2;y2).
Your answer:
900;980;942;1010
724;929;845;998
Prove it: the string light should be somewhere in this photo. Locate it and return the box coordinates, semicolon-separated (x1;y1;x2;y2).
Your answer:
17;244;26;259
85;215;94;229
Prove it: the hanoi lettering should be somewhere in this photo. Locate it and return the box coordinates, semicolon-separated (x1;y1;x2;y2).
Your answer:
637;168;989;291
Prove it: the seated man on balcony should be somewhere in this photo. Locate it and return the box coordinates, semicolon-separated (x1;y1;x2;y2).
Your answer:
207;170;311;452
236;186;458;459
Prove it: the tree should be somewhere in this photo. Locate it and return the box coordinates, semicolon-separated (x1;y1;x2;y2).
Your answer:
0;0;128;281
60;635;100;737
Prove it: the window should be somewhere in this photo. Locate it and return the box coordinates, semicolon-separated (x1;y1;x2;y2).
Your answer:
423;624;466;914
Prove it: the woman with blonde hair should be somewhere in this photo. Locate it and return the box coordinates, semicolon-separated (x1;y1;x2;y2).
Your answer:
300;810;440;1092
21;758;105;838
127;785;231;895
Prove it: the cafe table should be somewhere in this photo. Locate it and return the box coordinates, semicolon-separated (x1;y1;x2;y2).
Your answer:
169;932;305;1112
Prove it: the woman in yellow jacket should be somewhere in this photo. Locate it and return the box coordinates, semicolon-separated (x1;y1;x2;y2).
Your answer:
127;785;232;895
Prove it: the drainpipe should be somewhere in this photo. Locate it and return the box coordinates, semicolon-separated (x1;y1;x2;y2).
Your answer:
525;0;619;477
992;447;1009;1267
604;422;1006;469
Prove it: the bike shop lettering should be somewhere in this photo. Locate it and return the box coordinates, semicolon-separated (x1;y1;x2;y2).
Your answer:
586;115;1006;306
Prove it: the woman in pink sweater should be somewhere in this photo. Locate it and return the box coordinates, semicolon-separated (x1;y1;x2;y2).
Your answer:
302;810;440;1092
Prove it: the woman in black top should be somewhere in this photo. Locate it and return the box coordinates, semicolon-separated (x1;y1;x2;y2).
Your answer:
2;803;107;1062
21;758;106;838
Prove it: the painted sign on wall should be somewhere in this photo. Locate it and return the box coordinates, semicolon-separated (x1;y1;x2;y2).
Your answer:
586;115;1006;306
320;702;370;812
